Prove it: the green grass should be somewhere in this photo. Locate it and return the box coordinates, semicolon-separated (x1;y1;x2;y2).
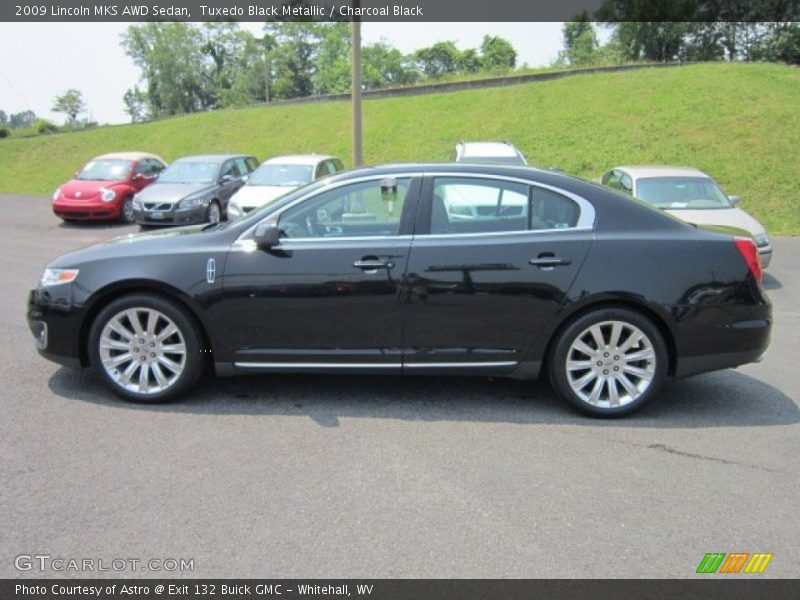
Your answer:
1;62;798;234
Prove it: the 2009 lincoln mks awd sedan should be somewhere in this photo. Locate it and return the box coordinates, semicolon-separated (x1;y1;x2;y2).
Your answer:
28;164;770;416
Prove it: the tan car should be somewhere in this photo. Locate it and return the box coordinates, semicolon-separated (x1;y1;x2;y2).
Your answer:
601;166;772;268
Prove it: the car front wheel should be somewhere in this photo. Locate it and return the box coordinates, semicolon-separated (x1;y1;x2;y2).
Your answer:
548;307;667;417
206;201;221;224
119;196;135;223
88;294;204;403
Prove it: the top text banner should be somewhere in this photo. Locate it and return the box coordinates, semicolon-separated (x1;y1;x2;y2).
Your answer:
3;0;798;23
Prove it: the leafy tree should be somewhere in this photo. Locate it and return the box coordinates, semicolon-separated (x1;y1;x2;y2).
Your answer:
0;110;7;126
457;48;483;73
414;41;461;79
8;110;36;129
480;35;517;70
311;23;351;95
123;87;147;123
362;42;419;89
52;89;86;126
264;23;316;100
561;13;600;65
122;23;209;117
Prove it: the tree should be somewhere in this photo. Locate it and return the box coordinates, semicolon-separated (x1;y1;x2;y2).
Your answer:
0;110;6;127
457;48;483;73
311;23;352;95
52;89;86;127
362;42;418;89
480;35;517;70
561;13;600;65
414;41;461;79
8;110;36;129
123;87;147;123
264;23;316;99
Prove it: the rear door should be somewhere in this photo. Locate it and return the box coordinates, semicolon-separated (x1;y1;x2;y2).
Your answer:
402;174;594;374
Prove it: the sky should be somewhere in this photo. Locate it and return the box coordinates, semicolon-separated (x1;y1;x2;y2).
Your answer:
0;22;575;125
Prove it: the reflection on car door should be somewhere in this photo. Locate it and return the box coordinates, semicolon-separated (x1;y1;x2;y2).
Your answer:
402;175;594;375
217;176;421;371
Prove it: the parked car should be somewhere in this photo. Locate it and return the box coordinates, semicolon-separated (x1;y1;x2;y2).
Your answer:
452;141;527;166
52;152;166;223
228;154;345;219
600;166;772;268
133;154;258;226
28;163;770;417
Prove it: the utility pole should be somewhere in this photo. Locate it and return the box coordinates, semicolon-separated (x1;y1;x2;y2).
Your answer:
351;13;363;167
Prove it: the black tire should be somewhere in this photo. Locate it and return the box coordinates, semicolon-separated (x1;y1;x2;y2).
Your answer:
88;293;204;403
118;196;135;224
548;307;668;418
206;200;221;224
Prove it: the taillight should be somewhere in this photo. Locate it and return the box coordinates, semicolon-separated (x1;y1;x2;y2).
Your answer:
734;237;763;283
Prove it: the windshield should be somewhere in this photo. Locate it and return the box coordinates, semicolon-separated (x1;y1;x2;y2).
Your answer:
636;177;732;209
157;161;219;184
249;164;314;187
77;159;132;181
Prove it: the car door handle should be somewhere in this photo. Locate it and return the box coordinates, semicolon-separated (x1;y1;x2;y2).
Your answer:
529;257;572;267
353;259;394;270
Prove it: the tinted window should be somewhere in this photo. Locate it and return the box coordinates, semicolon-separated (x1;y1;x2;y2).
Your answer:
530;187;579;230
431;177;529;234
222;160;242;178
279;178;411;239
332;159;345;172
246;157;259;172
234;157;251;176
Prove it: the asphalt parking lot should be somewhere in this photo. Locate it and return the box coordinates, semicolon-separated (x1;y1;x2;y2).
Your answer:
1;193;798;578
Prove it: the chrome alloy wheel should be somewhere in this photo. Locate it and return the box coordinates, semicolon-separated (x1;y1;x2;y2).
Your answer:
98;308;187;395
565;320;656;409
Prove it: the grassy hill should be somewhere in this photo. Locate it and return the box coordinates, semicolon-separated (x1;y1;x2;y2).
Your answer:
1;62;798;234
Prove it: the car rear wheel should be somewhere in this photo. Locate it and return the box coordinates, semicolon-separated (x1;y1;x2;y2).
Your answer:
119;196;135;223
206;201;221;224
548;307;667;417
88;294;204;403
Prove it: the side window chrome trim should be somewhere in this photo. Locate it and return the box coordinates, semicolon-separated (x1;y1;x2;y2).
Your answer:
236;172;422;243
422;171;596;233
413;227;593;241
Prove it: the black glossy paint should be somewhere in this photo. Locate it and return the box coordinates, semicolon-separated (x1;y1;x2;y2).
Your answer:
28;163;771;382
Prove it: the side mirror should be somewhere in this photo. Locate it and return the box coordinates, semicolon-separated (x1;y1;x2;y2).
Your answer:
728;195;740;206
133;173;146;181
253;223;282;249
221;174;234;184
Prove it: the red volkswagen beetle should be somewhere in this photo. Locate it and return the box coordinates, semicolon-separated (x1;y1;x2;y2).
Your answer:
52;152;167;223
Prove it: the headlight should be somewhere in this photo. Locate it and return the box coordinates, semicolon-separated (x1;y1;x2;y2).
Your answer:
53;187;62;200
100;188;116;203
754;234;770;247
40;268;79;287
179;195;209;208
228;200;242;218
132;194;143;209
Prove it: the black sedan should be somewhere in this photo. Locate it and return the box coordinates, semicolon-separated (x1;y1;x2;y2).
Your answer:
28;163;771;416
132;154;258;226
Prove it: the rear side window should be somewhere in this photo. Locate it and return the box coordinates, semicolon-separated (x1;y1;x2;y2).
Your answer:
246;157;259;172
429;177;581;234
431;177;529;234
530;187;579;230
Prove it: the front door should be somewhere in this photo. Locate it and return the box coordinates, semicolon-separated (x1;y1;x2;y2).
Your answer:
219;176;420;372
402;175;594;375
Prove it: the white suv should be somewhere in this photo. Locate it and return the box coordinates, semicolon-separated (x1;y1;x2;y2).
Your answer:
452;141;527;166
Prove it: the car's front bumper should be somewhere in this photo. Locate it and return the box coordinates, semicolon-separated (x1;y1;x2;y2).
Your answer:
53;198;120;221
27;288;84;369
134;204;208;226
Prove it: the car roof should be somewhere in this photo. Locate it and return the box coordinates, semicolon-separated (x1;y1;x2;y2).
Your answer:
95;152;165;162
613;165;710;179
262;154;336;166
173;154;251;163
457;142;520;157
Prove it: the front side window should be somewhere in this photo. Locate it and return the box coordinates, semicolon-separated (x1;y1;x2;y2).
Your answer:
278;178;411;239
635;176;731;209
431;177;529;234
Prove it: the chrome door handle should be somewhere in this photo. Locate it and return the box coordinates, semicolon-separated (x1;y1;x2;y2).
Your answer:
353;260;394;270
529;257;572;267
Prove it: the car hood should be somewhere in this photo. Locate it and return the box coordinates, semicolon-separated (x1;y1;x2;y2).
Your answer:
137;182;215;204
231;185;293;208
665;207;766;236
59;179;122;200
46;224;213;268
